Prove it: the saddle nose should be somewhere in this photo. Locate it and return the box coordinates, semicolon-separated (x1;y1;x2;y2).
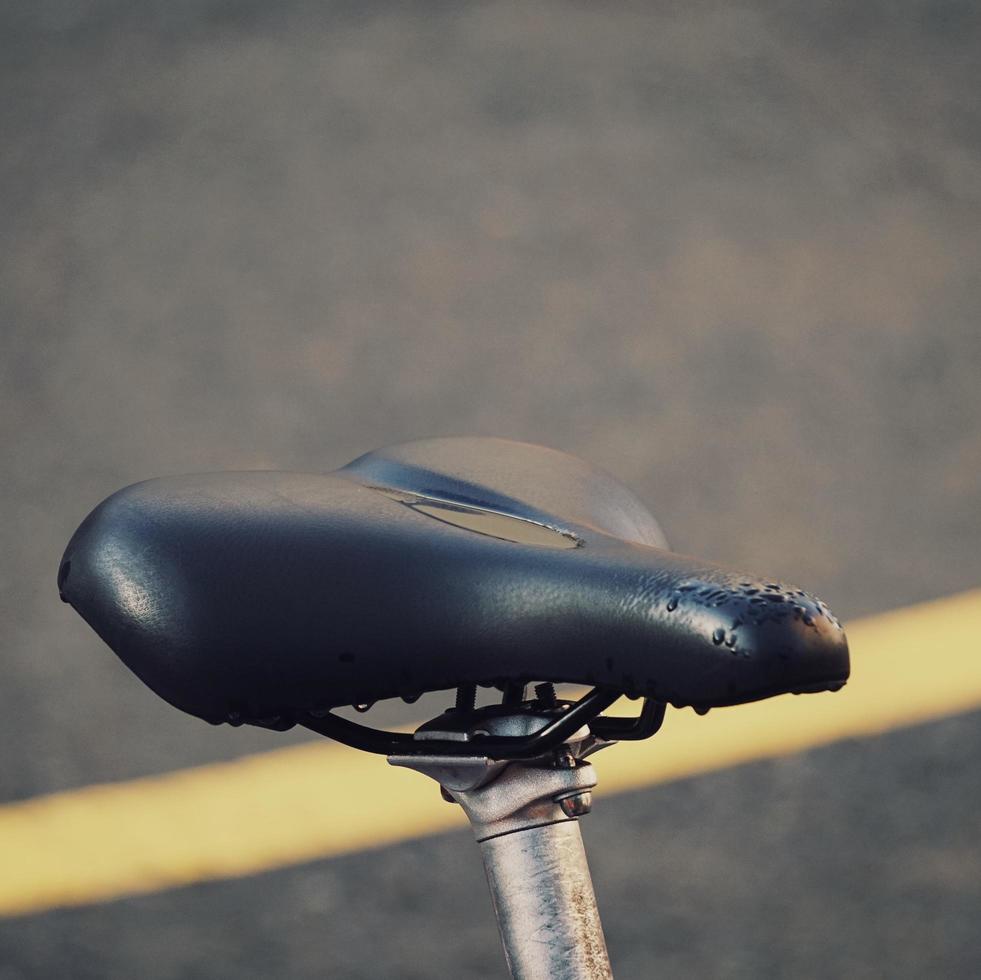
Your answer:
581;544;849;709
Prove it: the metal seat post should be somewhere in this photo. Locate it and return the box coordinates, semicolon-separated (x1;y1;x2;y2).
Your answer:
389;701;615;980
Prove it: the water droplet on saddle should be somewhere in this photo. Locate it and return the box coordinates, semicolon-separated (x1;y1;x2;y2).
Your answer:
666;596;679;612
802;614;814;626
712;627;725;645
354;702;374;713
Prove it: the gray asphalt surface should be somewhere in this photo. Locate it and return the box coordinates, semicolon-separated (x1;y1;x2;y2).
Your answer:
2;1;980;977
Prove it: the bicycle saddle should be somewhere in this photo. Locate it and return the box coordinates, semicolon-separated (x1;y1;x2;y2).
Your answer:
59;437;848;735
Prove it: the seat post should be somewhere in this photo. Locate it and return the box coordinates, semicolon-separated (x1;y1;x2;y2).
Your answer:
390;724;614;980
479;813;611;979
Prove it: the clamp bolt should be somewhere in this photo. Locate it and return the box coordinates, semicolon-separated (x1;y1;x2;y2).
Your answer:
557;790;593;817
535;682;558;706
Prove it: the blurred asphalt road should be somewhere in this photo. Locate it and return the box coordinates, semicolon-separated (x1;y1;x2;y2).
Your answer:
2;1;980;977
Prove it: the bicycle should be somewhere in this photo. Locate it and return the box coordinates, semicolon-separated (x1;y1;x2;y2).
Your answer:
58;437;849;979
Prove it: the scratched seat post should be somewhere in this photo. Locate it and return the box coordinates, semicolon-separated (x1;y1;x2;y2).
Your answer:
387;691;621;980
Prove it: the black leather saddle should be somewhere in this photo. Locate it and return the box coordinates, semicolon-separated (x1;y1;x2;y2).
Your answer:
59;437;848;752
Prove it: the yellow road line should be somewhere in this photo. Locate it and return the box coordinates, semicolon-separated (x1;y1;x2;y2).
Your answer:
2;589;981;917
